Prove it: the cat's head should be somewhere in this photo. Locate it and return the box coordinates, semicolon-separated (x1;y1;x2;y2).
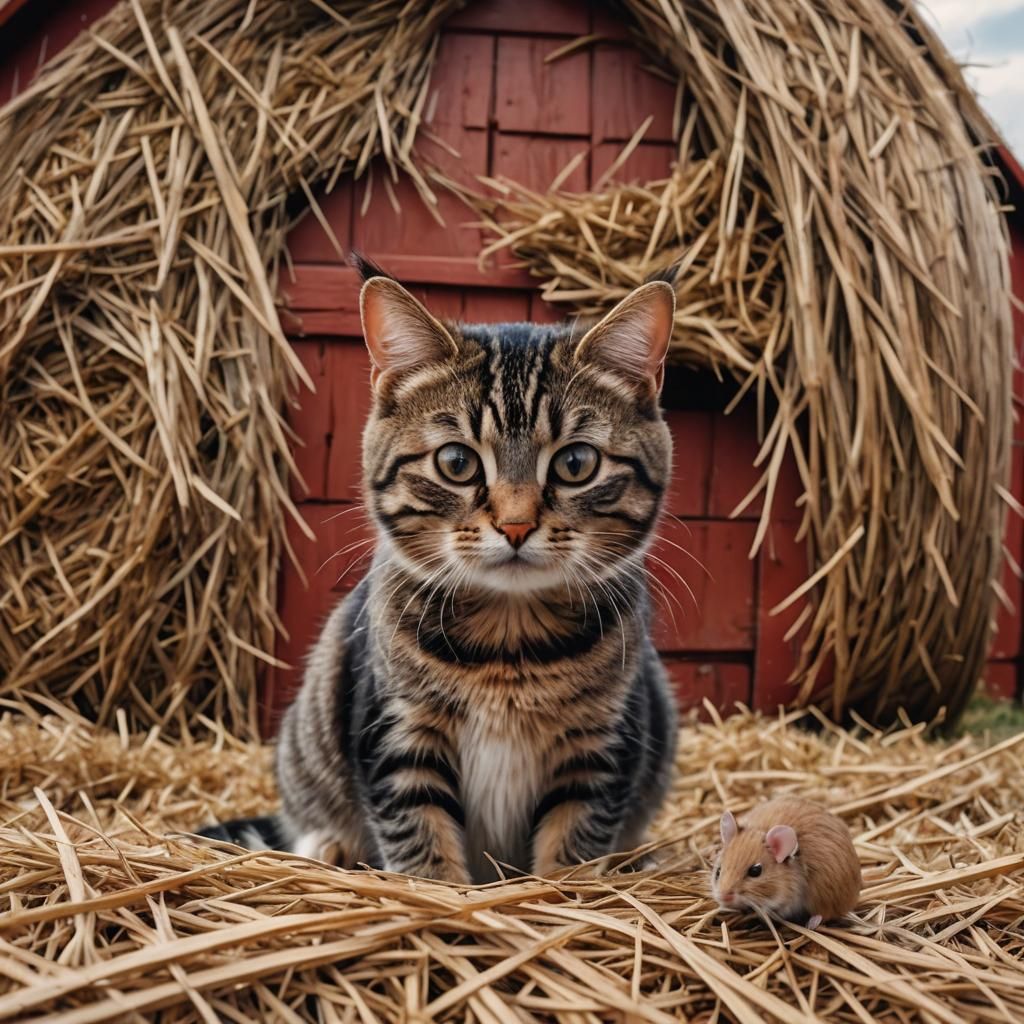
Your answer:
358;265;674;595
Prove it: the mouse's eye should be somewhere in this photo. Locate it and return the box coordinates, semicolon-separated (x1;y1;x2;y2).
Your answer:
714;866;720;880
747;863;763;878
436;443;481;484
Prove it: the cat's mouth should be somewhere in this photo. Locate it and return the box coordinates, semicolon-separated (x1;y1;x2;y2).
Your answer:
463;550;567;593
480;549;544;569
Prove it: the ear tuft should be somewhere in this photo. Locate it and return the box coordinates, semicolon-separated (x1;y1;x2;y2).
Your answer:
765;825;798;863
359;277;459;383
720;811;738;846
573;280;674;392
350;251;394;283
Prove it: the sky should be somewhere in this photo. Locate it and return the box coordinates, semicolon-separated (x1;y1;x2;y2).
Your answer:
922;0;1024;159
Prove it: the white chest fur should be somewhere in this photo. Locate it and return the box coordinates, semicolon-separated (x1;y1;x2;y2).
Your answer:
459;715;541;883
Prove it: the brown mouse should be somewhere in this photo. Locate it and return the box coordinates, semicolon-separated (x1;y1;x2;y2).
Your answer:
710;797;861;929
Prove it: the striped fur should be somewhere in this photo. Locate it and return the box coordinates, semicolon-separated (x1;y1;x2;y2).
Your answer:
204;270;679;883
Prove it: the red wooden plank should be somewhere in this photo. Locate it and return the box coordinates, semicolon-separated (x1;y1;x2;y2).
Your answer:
287;340;329;501
981;661;1019;701
663;410;711;517
495;37;590;136
992;429;1024;658
754;519;810;710
0;0;117;103
461;289;531;322
708;405;804;520
590;142;675;187
285;180;354;263
324;342;374;502
408;284;466;321
492;133;589;192
991;220;1024;659
279;265;363;312
429;32;494;130
280;309;360;337
448;0;588;35
268;501;375;731
280;262;536;312
592;45;676;144
529;293;566;324
662;659;752;717
352;131;487;259
649;518;756;651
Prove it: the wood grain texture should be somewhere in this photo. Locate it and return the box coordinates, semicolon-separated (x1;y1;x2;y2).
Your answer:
650;518;756;652
662;658;752;716
492;133;589;193
592;44;677;143
495;37;590;136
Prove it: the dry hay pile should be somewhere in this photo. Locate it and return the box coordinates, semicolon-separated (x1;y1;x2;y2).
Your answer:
467;2;1016;725
0;708;1021;1021
0;0;1014;733
0;0;460;735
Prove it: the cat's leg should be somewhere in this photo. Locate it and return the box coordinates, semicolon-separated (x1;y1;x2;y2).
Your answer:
617;657;678;855
277;597;371;867
359;716;471;885
529;739;631;876
531;664;675;877
531;783;630;876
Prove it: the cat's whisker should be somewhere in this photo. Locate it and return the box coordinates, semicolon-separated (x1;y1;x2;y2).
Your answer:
320;503;369;525
318;536;376;576
331;548;376;591
385;560;453;657
649;524;713;579
577;537;690;623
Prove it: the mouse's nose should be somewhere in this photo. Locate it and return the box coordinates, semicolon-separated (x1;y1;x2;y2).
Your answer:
721;891;736;905
497;521;536;548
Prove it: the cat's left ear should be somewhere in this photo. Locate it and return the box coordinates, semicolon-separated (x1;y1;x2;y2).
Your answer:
360;277;459;389
573;281;675;394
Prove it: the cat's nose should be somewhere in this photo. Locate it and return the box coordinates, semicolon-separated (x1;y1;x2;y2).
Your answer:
497;521;537;548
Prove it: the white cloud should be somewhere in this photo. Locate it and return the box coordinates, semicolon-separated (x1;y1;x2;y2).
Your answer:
918;1;1024;158
919;0;1021;36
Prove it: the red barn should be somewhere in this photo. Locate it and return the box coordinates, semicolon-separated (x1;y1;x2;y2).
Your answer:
3;0;1022;733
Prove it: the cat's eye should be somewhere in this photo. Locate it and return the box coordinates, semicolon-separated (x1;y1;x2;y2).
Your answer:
747;863;763;878
436;443;481;484
550;443;600;485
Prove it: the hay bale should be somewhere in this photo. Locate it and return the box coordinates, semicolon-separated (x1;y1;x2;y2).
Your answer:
0;0;1014;731
0;709;1022;1020
0;0;462;736
467;0;1015;725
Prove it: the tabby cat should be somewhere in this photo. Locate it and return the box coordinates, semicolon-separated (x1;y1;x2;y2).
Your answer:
199;258;679;884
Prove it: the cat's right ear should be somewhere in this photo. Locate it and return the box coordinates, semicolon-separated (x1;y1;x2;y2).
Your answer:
359;277;459;389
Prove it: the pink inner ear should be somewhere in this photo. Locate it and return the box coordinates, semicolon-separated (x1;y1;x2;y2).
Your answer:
720;811;738;845
765;825;798;863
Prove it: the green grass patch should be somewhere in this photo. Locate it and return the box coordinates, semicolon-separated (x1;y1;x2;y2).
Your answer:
959;692;1024;742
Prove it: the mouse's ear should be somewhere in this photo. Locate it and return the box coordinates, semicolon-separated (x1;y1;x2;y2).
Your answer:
765;825;798;863
720;811;738;846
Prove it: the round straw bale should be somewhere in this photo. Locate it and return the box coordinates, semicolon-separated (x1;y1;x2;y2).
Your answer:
0;0;1013;733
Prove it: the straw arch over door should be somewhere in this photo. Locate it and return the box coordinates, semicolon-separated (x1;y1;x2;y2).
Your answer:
0;0;1012;736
